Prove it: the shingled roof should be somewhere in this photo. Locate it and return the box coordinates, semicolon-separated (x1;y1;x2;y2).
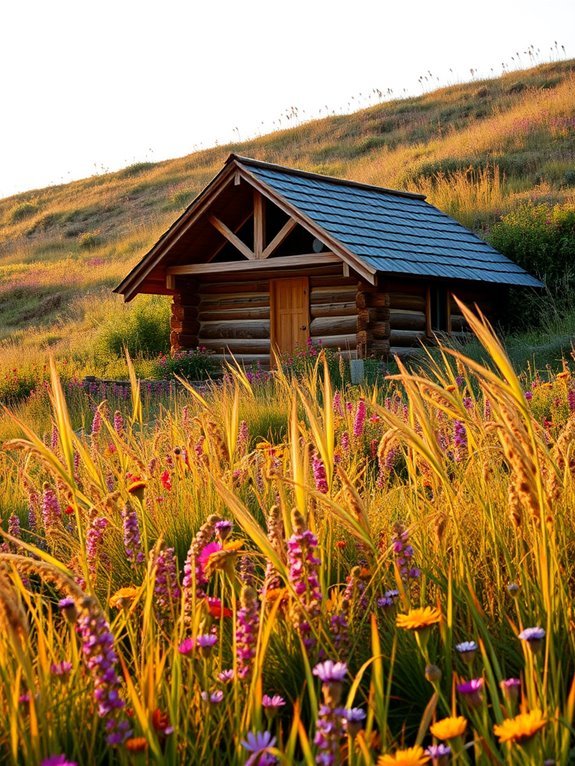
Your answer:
236;156;542;287
115;155;542;299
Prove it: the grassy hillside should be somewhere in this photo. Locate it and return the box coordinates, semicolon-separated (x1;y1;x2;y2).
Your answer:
0;59;574;388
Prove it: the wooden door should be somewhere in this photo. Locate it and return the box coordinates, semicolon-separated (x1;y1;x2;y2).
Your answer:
270;277;309;361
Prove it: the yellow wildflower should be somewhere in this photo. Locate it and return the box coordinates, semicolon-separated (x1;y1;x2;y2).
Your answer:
109;586;138;609
378;745;429;765
493;709;546;744
396;607;441;631
430;716;467;740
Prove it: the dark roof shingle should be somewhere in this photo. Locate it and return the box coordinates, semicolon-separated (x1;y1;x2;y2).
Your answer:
238;159;542;288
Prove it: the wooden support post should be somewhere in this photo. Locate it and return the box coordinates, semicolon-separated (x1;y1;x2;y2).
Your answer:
253;191;265;259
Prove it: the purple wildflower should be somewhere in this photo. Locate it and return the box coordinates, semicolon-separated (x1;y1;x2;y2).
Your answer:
568;389;575;412
313;660;347;684
50;660;73;678
262;694;286;710
391;523;420;581
315;703;346;765
121;504;144;565
518;626;545;652
426;743;451;765
500;677;521;705
332;391;343;417
86;516;109;578
182;515;220;618
8;513;21;540
113;410;124;434
236;420;249;455
241;731;278;766
76;604;131;745
41;484;61;535
353;400;366;438
453;420;467;462
342;706;366;737
340;431;350;453
287;509;322;651
27;490;39;532
457;678;484;707
201;689;224;704
218;669;234;683
58;597;78;623
41;757;78;766
455;640;477;664
91;408;102;437
153;547;181;627
236;585;260;680
215;520;233;542
312;451;329;494
178;638;195;656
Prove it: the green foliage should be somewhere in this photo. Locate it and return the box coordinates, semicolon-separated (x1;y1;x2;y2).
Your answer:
9;201;39;222
154;347;219;380
78;231;103;249
490;202;575;326
95;296;171;357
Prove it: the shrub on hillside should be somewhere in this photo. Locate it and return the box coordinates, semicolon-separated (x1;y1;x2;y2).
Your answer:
9;201;39;223
95;296;170;357
490;202;575;326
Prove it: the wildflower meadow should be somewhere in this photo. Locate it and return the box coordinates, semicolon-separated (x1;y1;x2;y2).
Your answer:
1;303;575;765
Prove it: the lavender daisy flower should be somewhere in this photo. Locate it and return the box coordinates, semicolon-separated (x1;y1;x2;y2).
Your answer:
426;743;451;766
196;632;218;657
313;660;348;683
500;677;521;705
218;669;234;683
455;640;477;664
41;756;78;766
342;707;366;737
201;690;224;704
50;660;73;679
457;678;484;708
519;626;545;653
241;731;278;766
178;638;195;657
262;694;286;718
215;520;233;542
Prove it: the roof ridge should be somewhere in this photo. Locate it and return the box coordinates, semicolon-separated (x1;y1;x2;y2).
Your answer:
226;154;426;201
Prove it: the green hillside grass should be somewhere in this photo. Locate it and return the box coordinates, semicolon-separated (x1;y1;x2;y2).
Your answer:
0;58;574;392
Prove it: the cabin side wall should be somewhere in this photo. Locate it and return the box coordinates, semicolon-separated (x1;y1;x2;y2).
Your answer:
359;279;499;358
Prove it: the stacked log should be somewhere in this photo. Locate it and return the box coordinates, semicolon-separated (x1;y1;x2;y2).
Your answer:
170;282;200;353
308;272;358;356
355;285;390;358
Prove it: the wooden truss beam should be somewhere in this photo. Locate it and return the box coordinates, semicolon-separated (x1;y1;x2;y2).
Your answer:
209;215;254;260
262;217;297;259
167;252;340;276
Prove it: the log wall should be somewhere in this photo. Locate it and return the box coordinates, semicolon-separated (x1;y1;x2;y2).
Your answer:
170;268;501;364
173;263;359;367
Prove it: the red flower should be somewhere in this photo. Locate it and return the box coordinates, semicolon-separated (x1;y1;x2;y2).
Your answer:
151;708;173;737
64;505;75;516
206;597;233;619
160;470;172;491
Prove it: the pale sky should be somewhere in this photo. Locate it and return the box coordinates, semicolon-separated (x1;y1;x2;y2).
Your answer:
1;0;573;199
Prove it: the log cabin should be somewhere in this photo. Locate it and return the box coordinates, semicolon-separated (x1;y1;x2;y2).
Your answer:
114;155;542;367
